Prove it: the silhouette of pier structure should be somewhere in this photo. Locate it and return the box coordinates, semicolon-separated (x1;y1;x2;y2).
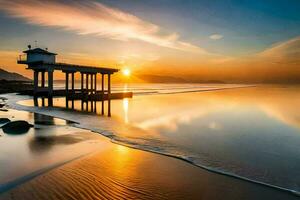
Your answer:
18;46;132;116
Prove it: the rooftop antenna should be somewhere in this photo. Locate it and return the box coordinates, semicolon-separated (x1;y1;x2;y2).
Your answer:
34;40;38;48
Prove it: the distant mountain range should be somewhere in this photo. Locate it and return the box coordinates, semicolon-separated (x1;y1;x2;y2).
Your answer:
0;68;31;81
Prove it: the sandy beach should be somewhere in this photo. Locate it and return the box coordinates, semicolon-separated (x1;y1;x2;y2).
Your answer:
0;90;299;200
0;116;298;200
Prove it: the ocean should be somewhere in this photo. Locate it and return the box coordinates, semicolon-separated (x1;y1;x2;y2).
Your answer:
3;83;300;195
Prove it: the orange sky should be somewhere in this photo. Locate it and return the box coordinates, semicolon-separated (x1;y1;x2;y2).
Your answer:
0;0;300;83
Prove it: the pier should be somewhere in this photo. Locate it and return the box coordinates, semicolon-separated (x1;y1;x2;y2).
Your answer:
18;47;132;116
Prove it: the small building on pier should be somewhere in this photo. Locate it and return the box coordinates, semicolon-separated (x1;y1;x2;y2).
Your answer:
23;48;56;64
18;46;131;116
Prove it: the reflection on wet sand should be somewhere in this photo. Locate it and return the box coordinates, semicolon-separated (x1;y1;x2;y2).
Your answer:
30;113;96;153
29;133;86;153
33;113;74;125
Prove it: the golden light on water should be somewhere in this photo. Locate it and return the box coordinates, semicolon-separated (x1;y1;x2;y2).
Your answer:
123;98;129;124
122;68;131;77
123;84;128;92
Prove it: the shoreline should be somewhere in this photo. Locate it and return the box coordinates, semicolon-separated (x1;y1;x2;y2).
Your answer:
0;114;298;199
0;87;299;199
111;138;300;197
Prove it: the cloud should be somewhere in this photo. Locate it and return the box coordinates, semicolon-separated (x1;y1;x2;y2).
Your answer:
0;0;206;53
258;36;300;65
209;34;223;40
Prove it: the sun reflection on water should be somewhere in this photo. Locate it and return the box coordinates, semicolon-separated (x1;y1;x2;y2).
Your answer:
123;98;129;124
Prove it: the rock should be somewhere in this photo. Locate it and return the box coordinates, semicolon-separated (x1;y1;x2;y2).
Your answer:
0;118;10;124
2;120;34;135
0;109;8;112
0;103;5;108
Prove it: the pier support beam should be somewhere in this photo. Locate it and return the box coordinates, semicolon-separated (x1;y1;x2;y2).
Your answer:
71;73;74;91
94;73;97;112
94;73;97;94
108;73;111;117
65;72;69;108
71;72;75;109
101;73;104;115
48;69;54;106
86;73;89;110
90;73;94;111
33;70;39;95
33;70;39;106
41;71;45;106
86;73;89;94
81;73;84;110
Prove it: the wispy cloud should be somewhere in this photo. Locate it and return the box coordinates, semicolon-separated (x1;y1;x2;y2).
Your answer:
259;36;300;64
0;0;206;53
209;34;223;40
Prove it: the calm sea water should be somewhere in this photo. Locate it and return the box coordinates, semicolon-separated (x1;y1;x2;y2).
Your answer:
9;84;300;194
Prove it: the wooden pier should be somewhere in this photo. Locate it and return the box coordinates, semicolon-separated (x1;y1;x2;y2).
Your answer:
18;47;132;116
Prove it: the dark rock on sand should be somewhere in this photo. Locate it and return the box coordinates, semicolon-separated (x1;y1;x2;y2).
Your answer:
0;97;7;101
0;118;10;124
0;109;8;112
2;120;33;135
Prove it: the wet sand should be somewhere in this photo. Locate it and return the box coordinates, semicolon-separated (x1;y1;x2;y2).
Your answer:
0;130;298;200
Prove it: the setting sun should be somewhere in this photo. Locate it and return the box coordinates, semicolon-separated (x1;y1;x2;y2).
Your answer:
122;68;131;77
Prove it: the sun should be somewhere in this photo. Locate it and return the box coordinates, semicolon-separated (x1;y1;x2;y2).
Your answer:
122;68;131;77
